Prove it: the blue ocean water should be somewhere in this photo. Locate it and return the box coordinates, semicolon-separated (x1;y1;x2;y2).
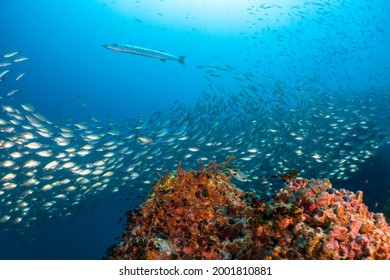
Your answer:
0;0;389;259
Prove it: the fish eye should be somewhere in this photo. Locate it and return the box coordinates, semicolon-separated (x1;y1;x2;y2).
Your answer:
233;173;237;176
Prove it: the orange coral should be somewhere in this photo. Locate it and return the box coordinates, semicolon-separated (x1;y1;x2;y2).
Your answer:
106;161;390;260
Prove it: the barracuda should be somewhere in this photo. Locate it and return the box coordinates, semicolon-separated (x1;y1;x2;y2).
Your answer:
103;44;186;65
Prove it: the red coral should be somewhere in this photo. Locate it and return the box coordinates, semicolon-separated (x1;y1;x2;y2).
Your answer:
106;162;390;260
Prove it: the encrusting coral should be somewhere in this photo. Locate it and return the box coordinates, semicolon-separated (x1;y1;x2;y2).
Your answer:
106;159;390;260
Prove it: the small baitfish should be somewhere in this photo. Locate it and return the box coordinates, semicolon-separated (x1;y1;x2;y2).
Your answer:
103;44;186;65
137;136;154;143
224;166;248;182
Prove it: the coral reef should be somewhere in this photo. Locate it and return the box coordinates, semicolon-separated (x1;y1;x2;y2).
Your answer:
107;160;390;260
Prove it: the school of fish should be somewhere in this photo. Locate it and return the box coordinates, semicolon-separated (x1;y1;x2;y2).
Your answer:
1;0;390;232
1;48;389;231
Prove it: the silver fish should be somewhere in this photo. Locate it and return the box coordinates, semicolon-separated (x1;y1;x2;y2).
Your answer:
4;51;19;58
137;136;153;143
225;167;248;182
103;44;186;65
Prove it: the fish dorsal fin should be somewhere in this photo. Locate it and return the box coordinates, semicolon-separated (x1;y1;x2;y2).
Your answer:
224;166;237;172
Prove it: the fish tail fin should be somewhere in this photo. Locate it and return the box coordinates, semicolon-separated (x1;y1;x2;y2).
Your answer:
178;56;187;65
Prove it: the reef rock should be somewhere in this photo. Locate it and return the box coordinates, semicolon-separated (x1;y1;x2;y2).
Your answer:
106;161;390;260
